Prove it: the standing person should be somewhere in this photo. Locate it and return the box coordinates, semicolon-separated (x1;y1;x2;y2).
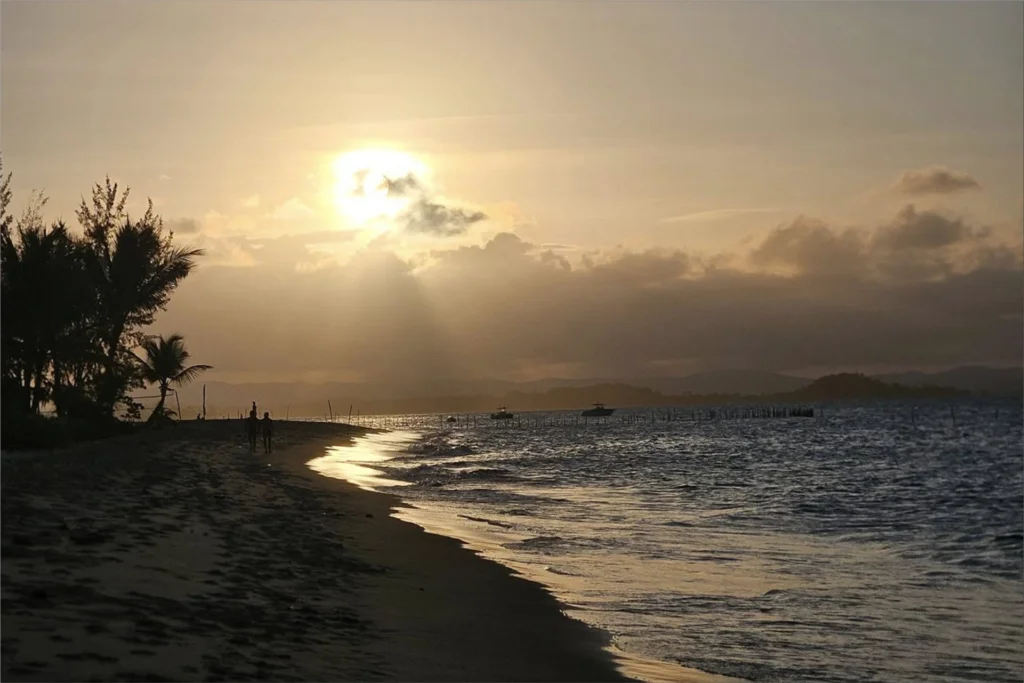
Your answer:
245;403;258;450
261;412;274;453
247;401;259;452
247;412;259;452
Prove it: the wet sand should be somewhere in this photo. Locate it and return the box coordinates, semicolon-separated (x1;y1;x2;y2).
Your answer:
1;420;629;682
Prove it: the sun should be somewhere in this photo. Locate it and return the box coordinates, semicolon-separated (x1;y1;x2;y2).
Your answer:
331;149;429;227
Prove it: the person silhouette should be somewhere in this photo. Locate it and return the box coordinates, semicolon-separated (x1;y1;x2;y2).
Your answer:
247;402;259;452
261;412;274;453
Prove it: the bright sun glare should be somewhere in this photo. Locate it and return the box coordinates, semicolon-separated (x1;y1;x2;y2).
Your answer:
331;149;428;227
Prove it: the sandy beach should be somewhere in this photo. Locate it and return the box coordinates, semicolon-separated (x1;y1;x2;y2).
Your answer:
0;420;630;682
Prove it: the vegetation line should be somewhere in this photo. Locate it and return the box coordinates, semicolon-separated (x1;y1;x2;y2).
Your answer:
1;158;210;448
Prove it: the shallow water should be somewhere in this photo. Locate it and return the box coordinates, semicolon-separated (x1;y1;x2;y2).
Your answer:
308;400;1024;683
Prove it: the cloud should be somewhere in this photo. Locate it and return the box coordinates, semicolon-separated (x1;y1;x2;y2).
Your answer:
158;174;172;181
750;216;867;275
196;229;359;270
872;204;977;251
383;174;423;196
332;162;487;237
383;172;489;236
892;166;981;196
748;205;1007;281
159;204;1022;385
270;197;315;221
401;198;487;236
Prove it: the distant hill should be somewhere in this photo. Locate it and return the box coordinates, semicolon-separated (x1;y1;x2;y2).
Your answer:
164;373;979;418
638;370;811;396
872;366;1022;396
781;373;966;402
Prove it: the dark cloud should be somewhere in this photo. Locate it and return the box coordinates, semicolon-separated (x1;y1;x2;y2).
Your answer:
401;198;487;236
750;216;866;275
892;166;981;196
157;208;1022;383
344;168;486;236
349;171;423;198
383;174;423;196
748;205;1007;284
872;204;976;251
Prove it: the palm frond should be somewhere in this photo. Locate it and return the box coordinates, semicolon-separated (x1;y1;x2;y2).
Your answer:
172;364;212;386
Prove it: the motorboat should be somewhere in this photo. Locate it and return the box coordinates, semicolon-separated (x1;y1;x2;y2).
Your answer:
490;406;514;420
581;402;615;417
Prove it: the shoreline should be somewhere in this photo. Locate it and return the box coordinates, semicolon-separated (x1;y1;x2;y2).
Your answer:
307;429;744;683
1;420;630;681
268;424;634;682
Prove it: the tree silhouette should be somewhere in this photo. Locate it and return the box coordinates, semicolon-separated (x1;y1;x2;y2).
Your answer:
76;179;203;418
0;155;13;237
137;334;212;422
0;164;206;441
0;156;26;414
0;217;89;413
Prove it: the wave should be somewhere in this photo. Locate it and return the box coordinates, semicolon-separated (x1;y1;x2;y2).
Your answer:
456;467;519;481
458;514;515;529
403;436;478;459
387;464;524;490
503;535;565;551
545;565;580;576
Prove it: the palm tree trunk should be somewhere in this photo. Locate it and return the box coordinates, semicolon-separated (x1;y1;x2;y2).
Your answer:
150;382;169;422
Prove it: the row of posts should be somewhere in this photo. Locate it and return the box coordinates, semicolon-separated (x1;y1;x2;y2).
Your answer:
434;406;815;430
299;407;817;430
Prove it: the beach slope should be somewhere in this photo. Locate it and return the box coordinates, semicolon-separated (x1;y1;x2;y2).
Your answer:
1;420;629;682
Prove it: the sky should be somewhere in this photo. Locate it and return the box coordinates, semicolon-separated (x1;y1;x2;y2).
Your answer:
2;1;1022;384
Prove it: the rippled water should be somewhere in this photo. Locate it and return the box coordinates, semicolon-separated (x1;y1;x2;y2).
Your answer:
308;400;1024;683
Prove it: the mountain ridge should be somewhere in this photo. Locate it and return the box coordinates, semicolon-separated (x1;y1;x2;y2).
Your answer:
157;367;1019;418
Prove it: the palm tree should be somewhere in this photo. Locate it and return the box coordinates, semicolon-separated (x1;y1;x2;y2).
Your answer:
137;334;211;422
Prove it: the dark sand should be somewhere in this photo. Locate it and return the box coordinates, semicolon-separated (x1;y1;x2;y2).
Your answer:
1;420;631;682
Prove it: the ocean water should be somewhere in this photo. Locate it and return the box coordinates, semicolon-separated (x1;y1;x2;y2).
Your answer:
308;401;1024;683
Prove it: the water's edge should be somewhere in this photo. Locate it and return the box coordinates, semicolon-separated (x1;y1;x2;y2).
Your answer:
307;430;741;683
